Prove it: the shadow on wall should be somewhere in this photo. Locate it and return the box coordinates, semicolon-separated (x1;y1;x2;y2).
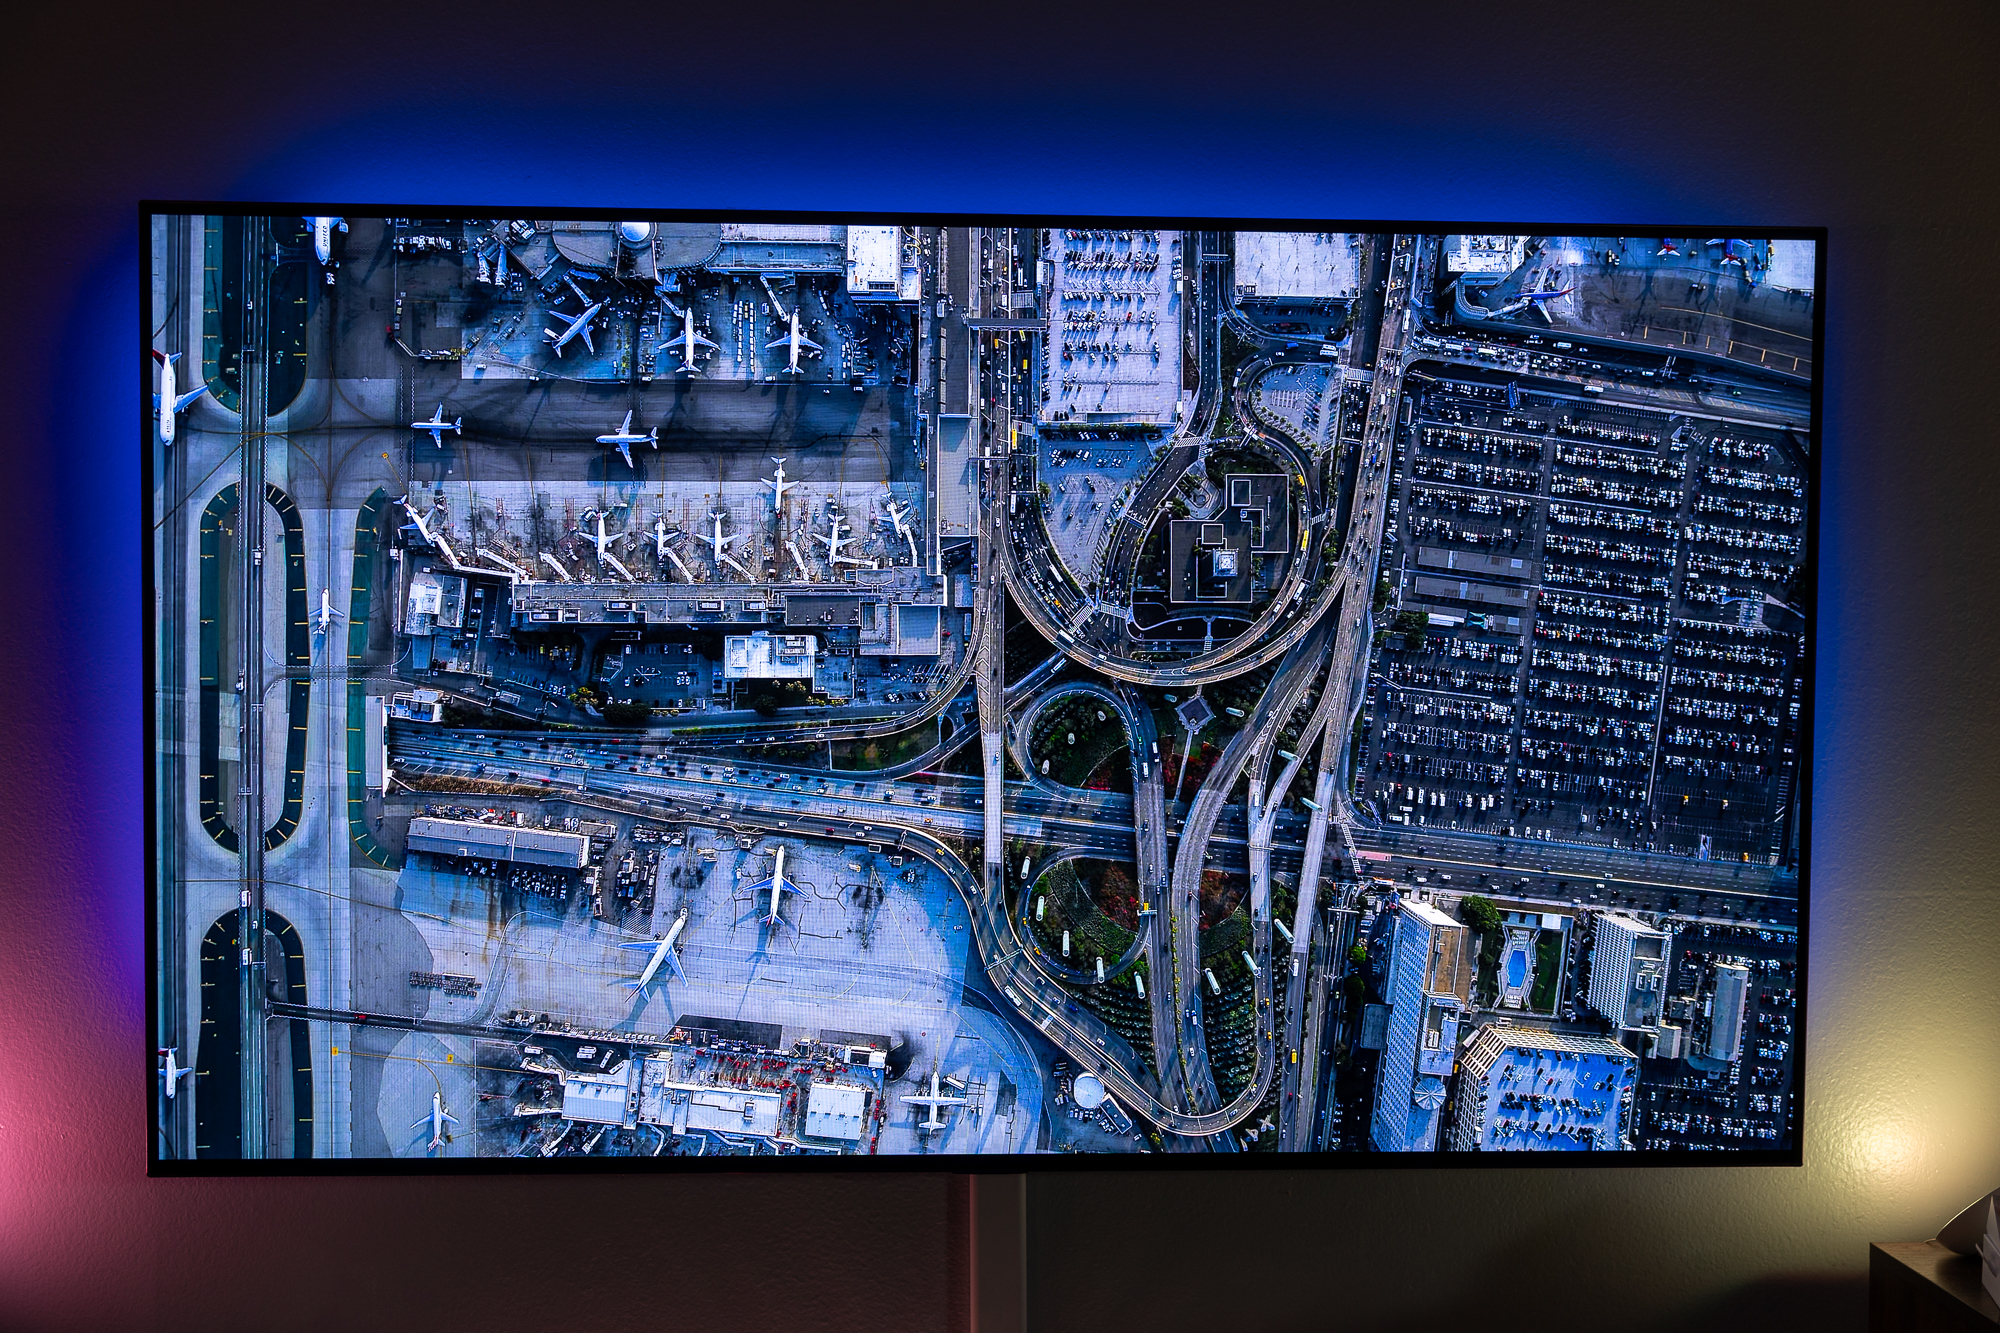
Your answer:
1366;1272;1868;1333
1659;1273;1870;1333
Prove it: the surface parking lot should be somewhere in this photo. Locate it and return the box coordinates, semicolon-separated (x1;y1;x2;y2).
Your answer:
1637;923;1798;1150
1354;369;1807;866
1043;228;1181;425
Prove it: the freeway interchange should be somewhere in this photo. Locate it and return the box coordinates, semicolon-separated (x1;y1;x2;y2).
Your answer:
156;218;1811;1159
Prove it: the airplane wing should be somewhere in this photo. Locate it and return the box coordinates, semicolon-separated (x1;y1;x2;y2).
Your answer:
580;324;596;355
662;950;687;982
741;875;794;897
797;332;823;353
694;331;718;350
173;386;209;412
619;410;633;433
442;1108;460;1126
618;940;664;950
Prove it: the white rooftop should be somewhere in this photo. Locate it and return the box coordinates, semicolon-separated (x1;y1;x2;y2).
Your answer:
1445;235;1529;275
1233;231;1359;299
1766;238;1816;294
561;1070;630;1125
847;225;901;296
724;631;817;679
720;222;843;243
805;1081;869;1140
1599;912;1668;939
681;1087;782;1138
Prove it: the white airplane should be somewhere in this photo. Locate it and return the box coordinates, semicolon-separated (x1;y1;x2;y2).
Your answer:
1489;282;1574;321
412;403;461;446
662;303;719;371
304;215;347;264
653;518;696;580
412;1090;459;1154
543;276;605;357
882;499;918;565
616;908;690;989
742;843;799;930
705;510;741;564
765;307;823;375
152;351;208;446
596;410;657;468
158;1047;195;1099
315;588;345;634
904;1066;969;1132
584;509;630;562
813;512;875;568
399;494;443;546
766;457;793;505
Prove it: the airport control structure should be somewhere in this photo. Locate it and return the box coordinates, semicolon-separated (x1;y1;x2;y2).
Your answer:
150;217;1812;1161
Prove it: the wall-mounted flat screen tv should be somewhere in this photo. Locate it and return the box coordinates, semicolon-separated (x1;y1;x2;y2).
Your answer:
147;209;1818;1169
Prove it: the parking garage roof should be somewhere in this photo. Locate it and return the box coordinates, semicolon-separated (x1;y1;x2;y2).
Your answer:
406;816;590;869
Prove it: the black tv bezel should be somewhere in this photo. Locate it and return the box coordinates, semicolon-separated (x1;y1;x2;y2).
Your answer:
144;203;1822;1175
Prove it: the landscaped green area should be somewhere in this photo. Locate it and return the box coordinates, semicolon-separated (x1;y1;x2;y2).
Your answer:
831;720;939;771
1027;858;1151;1065
1529;928;1566;1013
1473;929;1503;1008
1027;695;1131;793
1200;901;1249;960
1198;869;1249;933
1458;896;1505;1008
1075;965;1153;1070
1200;949;1259;1102
1029;858;1140;958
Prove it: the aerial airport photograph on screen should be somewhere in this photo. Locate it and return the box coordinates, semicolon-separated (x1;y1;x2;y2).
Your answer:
149;215;1814;1162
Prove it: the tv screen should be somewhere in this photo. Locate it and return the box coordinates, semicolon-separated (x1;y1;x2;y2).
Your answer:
147;210;1817;1167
